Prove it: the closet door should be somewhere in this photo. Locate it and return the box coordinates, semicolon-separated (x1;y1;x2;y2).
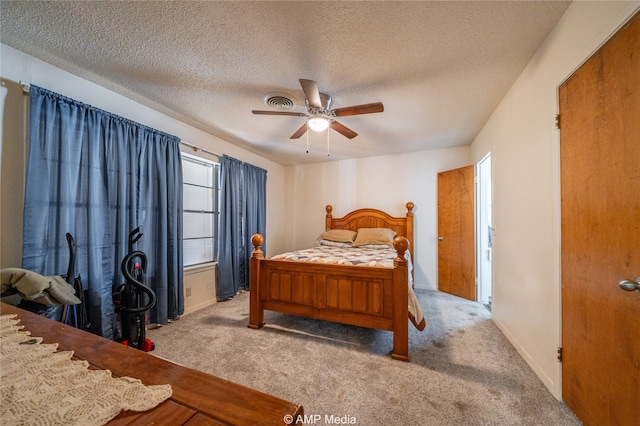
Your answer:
437;165;476;301
560;12;639;426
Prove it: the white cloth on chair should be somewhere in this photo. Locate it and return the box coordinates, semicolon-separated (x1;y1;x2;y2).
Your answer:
1;268;81;306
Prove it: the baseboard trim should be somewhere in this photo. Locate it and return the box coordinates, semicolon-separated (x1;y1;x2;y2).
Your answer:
183;299;217;317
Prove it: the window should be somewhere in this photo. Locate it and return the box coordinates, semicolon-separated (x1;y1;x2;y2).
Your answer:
181;152;220;267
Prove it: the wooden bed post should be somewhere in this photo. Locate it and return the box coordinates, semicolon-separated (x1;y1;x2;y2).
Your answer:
391;236;410;362
325;205;333;230
405;202;414;261
405;202;415;285
248;234;265;329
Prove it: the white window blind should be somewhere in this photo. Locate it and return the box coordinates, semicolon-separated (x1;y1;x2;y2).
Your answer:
181;152;220;267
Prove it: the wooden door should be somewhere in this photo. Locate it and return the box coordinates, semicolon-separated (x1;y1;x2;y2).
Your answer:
437;165;476;300
560;12;640;426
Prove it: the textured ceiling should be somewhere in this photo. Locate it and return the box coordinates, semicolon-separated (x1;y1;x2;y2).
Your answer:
0;1;571;165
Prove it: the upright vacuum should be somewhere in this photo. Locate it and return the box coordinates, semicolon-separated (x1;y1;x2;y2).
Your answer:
113;227;156;352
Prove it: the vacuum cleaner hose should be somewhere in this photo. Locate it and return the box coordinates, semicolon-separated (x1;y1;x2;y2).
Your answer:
119;250;157;314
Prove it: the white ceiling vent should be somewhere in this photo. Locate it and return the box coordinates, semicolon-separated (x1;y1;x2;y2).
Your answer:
264;93;295;110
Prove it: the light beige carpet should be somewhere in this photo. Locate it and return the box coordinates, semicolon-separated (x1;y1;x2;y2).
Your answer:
147;289;581;425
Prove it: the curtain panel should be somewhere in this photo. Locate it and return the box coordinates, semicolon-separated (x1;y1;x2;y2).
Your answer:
22;85;184;338
217;155;266;299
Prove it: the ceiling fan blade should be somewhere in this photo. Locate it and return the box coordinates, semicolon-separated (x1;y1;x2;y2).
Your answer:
252;110;307;117
290;123;308;139
332;102;384;117
299;79;323;109
330;121;358;139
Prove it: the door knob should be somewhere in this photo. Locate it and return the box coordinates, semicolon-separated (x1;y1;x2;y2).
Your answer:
618;277;640;293
438;236;444;241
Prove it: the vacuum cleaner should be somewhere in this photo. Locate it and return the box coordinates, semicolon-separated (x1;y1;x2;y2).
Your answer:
113;227;156;352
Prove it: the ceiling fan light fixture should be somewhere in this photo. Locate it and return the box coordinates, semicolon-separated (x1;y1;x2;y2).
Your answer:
308;115;329;132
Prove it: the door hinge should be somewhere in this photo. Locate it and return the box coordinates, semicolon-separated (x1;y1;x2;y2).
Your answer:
555;114;561;129
557;346;563;362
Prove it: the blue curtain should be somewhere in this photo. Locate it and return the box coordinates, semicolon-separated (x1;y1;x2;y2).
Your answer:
22;85;183;338
243;160;267;262
217;155;266;299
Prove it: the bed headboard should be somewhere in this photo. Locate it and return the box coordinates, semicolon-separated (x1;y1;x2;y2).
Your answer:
325;202;414;257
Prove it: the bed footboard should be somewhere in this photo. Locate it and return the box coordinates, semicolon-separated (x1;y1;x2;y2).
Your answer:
248;234;410;361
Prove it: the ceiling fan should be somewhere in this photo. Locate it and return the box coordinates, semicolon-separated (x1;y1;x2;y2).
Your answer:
252;79;384;139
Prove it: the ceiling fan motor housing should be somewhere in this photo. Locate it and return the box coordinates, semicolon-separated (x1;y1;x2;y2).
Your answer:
307;93;332;114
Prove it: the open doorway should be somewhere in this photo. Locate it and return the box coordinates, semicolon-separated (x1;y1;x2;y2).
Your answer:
476;154;492;311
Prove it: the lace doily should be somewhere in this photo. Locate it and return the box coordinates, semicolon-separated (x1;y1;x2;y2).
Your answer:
0;314;172;425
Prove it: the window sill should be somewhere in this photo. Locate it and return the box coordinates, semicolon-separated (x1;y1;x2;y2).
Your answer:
184;262;217;274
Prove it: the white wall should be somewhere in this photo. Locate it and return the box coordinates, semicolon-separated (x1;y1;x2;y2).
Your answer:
284;147;471;290
470;1;639;399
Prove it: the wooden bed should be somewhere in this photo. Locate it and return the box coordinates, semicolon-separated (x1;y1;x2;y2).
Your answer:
248;202;416;361
1;302;303;425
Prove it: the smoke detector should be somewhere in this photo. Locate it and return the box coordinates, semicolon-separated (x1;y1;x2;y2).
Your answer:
263;93;296;110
